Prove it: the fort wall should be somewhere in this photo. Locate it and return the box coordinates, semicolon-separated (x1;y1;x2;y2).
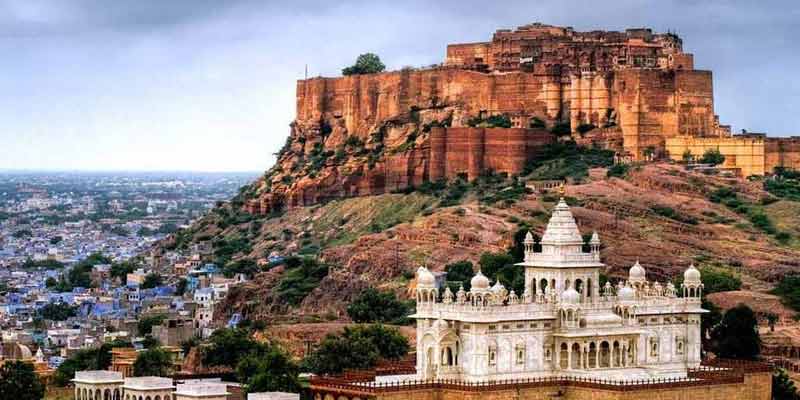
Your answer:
665;136;800;177
665;136;767;177
765;137;800;173
296;67;715;161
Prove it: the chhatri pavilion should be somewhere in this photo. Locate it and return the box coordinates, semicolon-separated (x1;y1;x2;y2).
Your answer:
412;198;706;382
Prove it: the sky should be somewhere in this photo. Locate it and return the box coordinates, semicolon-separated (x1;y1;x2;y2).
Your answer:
0;0;798;172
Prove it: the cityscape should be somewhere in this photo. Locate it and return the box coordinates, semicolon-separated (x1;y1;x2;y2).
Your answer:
1;2;800;400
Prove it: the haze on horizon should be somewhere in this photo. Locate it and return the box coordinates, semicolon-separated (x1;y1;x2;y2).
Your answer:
1;0;798;172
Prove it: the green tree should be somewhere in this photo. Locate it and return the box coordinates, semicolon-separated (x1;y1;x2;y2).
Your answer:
0;361;45;400
110;261;136;282
53;345;114;386
302;324;408;375
45;276;58;288
682;149;694;163
347;288;410;324
133;347;173;377
773;368;800;400
137;314;167;336
444;260;475;290
701;298;722;353
342;53;386;75
236;346;301;394
175;278;188;296
710;304;761;360
140;273;163;289
479;252;523;294
37;302;77;321
701;148;725;166
202;327;267;368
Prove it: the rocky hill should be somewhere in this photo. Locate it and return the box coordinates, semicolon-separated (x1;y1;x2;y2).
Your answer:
161;160;800;324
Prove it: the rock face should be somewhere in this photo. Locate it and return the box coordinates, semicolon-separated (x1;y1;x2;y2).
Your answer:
246;23;736;215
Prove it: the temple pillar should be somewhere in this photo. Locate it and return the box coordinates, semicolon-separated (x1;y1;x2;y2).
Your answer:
567;342;572;370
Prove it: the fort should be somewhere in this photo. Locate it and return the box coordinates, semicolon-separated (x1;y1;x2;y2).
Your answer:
246;23;800;215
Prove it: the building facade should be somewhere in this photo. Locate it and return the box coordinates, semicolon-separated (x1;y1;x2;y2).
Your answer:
412;198;705;382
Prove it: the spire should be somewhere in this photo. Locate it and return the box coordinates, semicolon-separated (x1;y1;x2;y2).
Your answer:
590;230;600;245
540;198;584;246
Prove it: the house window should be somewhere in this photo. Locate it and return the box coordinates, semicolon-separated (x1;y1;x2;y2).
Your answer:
650;338;659;357
488;347;497;365
676;338;685;355
545;347;552;361
516;345;526;365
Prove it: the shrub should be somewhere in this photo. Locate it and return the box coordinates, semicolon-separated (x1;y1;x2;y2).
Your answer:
549;122;571;136
273;257;329;305
576;123;596;135
771;275;800;311
606;163;630;178
467;114;512;128
525;141;615;182
700;148;725;166
530;117;546;129
650;205;698;225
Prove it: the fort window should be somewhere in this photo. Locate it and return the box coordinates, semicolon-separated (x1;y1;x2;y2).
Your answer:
516;345;526;365
489;347;497;365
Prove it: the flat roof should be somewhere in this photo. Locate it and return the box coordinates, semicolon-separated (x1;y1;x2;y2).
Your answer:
123;376;174;391
73;370;124;384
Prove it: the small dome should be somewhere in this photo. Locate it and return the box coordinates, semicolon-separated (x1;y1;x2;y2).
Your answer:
618;284;636;301
491;280;506;293
417;266;435;286
629;260;646;282
470;270;490;290
683;263;701;284
561;287;581;304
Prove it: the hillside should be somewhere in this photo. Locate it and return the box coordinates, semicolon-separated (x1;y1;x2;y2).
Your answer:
160;161;800;324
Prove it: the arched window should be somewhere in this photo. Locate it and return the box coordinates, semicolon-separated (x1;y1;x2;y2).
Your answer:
571;343;581;369
600;341;611;367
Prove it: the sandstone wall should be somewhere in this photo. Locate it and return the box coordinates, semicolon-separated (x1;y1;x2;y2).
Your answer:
430;127;554;181
665;136;767;177
615;69;715;158
765;137;800;173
